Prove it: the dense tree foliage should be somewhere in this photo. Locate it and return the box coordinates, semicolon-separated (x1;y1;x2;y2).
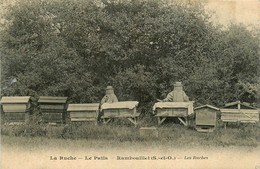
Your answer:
1;0;259;113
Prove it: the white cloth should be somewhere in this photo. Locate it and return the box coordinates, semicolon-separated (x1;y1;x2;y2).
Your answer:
153;101;194;115
101;101;139;110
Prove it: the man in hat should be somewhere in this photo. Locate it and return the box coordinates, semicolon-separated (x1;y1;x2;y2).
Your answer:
163;82;189;102
98;86;118;123
100;86;118;105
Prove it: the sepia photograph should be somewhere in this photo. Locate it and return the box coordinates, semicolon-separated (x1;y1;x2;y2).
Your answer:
0;0;260;168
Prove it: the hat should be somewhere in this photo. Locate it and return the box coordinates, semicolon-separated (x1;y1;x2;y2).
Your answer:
174;82;182;87
106;86;114;90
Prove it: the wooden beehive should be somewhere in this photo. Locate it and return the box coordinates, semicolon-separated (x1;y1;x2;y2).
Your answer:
67;103;99;122
38;96;68;124
220;101;259;124
153;102;194;117
101;101;139;126
195;105;219;132
0;96;31;124
153;102;194;126
101;101;139;118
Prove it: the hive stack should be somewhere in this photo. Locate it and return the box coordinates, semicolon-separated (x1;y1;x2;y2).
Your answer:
0;96;31;124
67;103;100;123
38;96;68;124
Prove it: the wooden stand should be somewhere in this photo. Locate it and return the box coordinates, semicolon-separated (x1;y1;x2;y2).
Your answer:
157;117;166;126
101;115;139;127
196;126;215;133
157;116;188;126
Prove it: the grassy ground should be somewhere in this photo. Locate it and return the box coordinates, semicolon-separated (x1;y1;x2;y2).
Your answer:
1;121;260;169
1;121;260;147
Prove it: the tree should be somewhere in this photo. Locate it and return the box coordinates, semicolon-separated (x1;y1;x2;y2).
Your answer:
1;0;259;113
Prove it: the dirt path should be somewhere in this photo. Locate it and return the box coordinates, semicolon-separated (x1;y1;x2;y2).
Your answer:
1;136;260;169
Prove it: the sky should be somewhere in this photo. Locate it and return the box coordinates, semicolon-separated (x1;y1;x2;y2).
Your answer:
204;0;260;27
0;0;260;27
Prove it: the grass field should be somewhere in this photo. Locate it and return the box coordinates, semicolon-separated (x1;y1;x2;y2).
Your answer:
1;121;260;147
1;122;260;169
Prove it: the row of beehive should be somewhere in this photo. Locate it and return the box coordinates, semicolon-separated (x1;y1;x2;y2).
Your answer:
0;96;259;131
193;102;258;132
0;96;67;124
153;101;259;132
0;96;139;126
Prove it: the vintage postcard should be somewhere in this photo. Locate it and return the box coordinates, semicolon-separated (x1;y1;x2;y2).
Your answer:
0;0;260;168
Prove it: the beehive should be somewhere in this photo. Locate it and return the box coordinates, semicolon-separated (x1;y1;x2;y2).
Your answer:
195;105;219;132
101;101;139;126
101;101;139;118
220;101;259;124
38;96;68;124
67;103;99;122
153;102;194;126
0;96;31;124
